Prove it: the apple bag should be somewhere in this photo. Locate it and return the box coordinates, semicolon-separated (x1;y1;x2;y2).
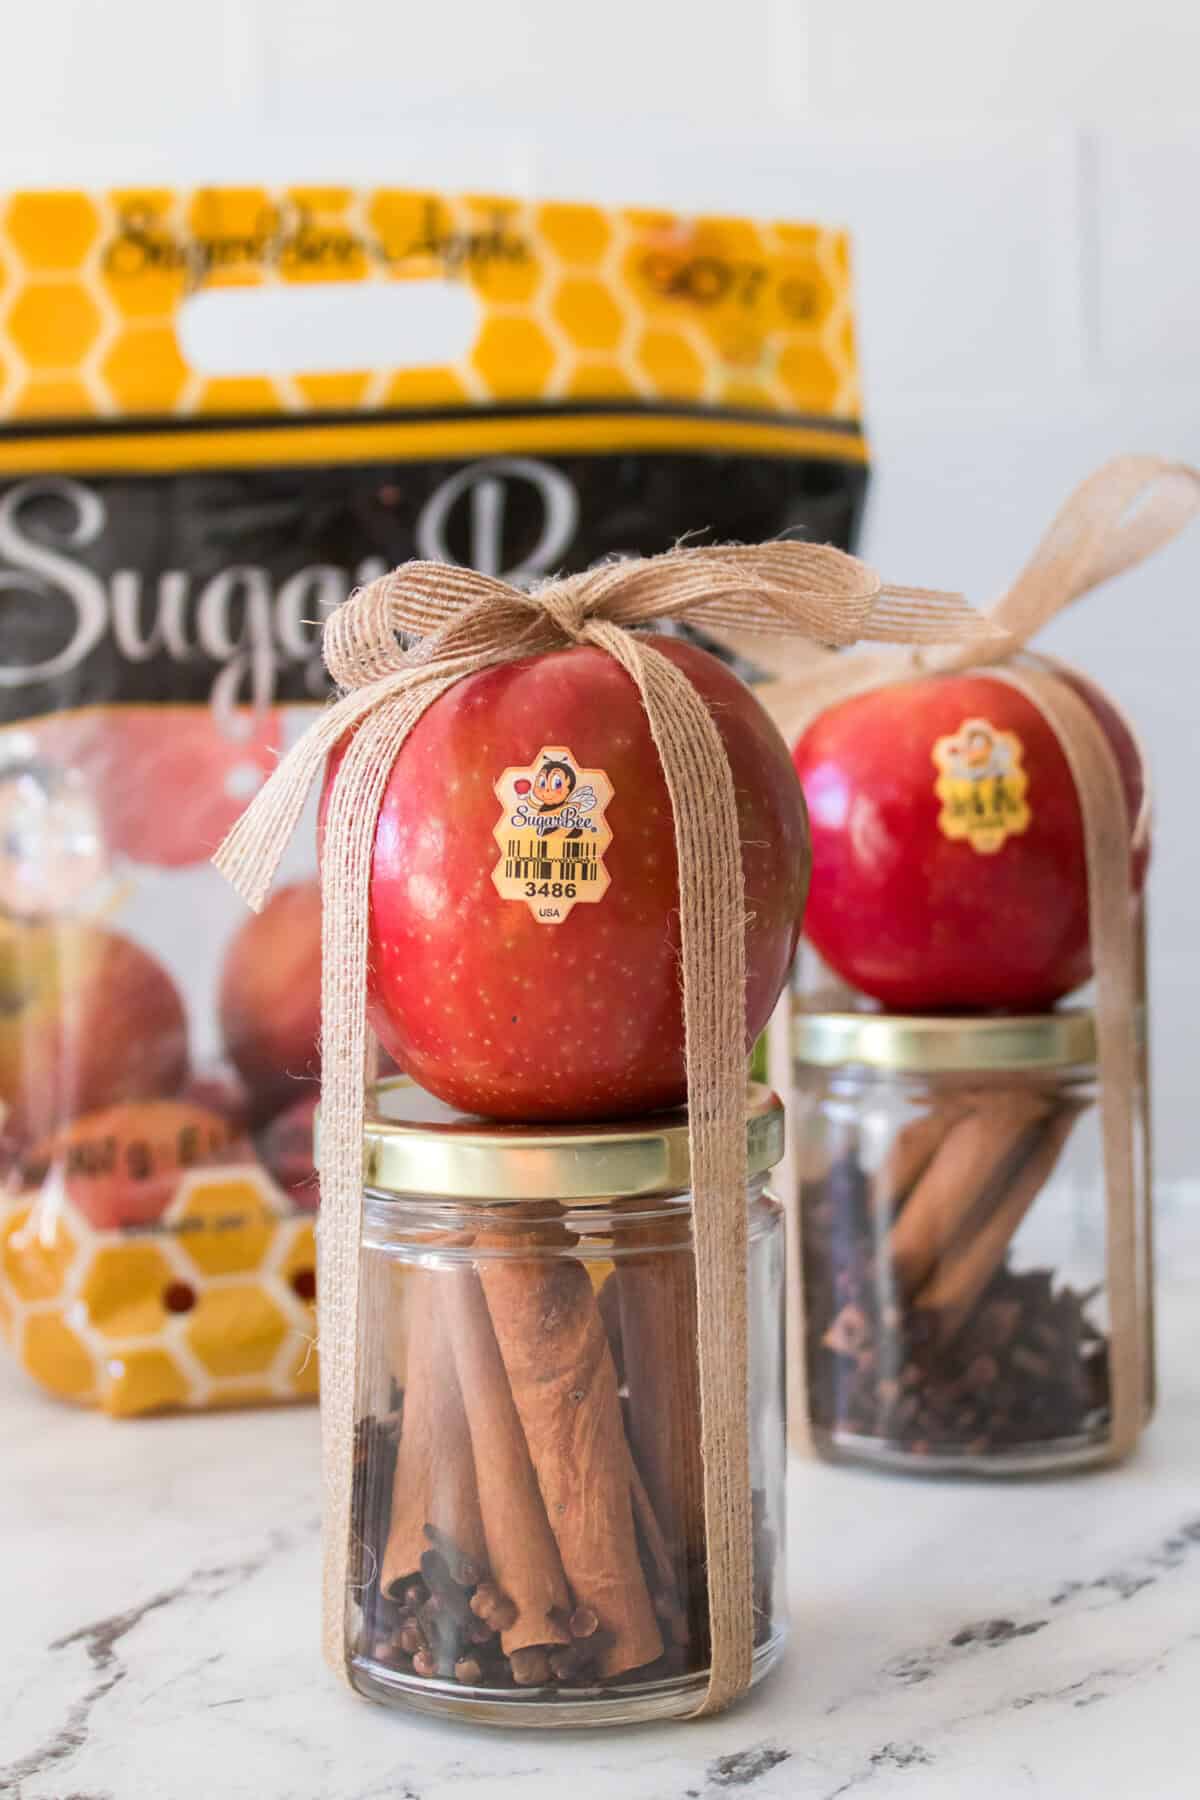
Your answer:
0;184;870;1415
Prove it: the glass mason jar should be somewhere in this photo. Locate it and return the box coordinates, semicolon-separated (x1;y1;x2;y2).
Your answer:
793;1008;1154;1475
348;1079;787;1727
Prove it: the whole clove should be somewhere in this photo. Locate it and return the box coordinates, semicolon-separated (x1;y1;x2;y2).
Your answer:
568;1605;599;1639
510;1646;553;1687
470;1582;518;1633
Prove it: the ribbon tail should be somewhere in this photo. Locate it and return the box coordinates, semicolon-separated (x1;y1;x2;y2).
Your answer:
987;663;1145;1460
587;620;754;1716
213;723;339;912
863;583;1011;646
973;456;1200;661
315;679;470;1683
213;682;407;910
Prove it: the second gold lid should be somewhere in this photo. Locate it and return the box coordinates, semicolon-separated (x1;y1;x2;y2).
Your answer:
792;1000;1100;1073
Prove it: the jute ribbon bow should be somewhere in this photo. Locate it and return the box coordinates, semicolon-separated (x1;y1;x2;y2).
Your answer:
215;541;993;1715
753;455;1200;1464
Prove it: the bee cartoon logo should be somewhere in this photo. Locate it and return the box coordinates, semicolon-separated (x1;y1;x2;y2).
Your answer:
523;757;599;824
932;716;1031;854
492;745;613;922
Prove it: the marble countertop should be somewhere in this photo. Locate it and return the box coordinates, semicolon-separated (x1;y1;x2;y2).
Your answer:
4;1264;1200;1800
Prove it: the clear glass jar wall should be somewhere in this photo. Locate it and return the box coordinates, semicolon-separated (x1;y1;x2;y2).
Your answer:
794;1010;1152;1475
346;1083;787;1726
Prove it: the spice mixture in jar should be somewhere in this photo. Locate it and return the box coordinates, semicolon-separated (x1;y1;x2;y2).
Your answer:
793;1008;1153;1474
347;1079;787;1726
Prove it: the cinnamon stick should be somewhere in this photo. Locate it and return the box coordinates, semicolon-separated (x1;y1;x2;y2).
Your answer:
442;1264;572;1655
870;1096;972;1218
915;1105;1080;1339
479;1228;663;1678
615;1213;705;1568
887;1090;1049;1298
381;1268;487;1597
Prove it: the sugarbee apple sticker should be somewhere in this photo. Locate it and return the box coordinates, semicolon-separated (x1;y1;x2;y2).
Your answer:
932;717;1032;855
493;745;613;922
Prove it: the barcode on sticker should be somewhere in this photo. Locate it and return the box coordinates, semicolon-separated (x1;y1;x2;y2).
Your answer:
504;855;601;881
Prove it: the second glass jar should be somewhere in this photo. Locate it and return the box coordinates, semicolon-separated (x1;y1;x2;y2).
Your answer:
793;1007;1153;1475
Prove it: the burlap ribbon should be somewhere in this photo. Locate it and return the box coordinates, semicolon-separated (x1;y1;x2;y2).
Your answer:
214;540;995;1716
753;455;1200;1463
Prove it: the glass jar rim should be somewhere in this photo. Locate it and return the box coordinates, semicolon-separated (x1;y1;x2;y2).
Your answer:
329;1076;784;1204
361;1180;780;1249
793;1001;1103;1073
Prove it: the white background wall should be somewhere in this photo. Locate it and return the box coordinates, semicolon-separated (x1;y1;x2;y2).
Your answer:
3;0;1197;1177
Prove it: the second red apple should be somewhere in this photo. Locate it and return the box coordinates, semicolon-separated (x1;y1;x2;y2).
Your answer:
793;669;1146;1010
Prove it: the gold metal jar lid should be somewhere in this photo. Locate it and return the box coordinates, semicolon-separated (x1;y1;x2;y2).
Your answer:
358;1077;785;1202
793;1002;1099;1074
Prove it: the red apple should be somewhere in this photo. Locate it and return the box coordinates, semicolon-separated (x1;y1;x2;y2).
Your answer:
258;1092;319;1210
793;669;1147;1010
218;880;321;1122
25;1099;236;1229
0;919;189;1144
18;706;283;869
323;638;809;1120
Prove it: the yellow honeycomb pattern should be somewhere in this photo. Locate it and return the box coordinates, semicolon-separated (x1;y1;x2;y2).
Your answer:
0;1164;318;1416
0;187;862;425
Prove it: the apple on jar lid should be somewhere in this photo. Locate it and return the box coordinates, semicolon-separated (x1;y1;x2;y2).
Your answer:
323;637;810;1122
791;669;1147;1012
